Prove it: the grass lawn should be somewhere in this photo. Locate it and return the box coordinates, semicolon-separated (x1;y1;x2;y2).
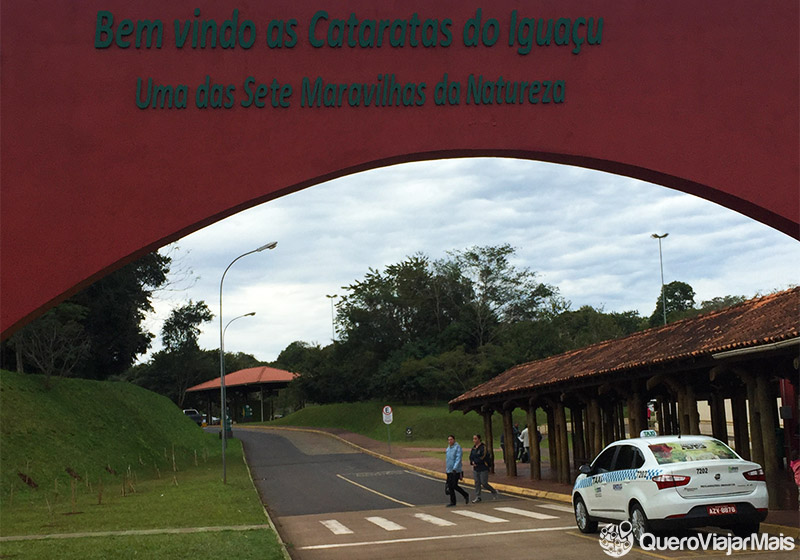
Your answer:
0;441;285;559
0;529;284;560
263;400;542;448
0;371;286;559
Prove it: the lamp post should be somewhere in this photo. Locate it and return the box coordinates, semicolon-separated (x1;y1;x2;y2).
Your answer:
221;311;255;432
651;233;669;326
326;294;337;342
219;242;276;483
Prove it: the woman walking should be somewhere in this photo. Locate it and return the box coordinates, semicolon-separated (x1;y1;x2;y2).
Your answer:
445;435;470;507
469;434;498;502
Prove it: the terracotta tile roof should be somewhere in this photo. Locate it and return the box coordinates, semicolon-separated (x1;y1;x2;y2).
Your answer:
450;287;799;408
187;366;297;392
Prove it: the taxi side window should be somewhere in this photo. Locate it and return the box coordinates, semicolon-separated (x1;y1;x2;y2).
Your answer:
631;448;645;469
592;447;618;473
613;445;637;470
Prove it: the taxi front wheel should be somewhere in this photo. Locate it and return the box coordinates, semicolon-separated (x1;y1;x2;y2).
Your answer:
630;503;650;543
574;497;598;533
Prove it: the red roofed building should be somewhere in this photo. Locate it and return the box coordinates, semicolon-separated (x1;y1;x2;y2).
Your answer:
449;287;799;509
187;366;297;423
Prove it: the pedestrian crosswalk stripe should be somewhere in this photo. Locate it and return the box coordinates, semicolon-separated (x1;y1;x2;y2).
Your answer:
494;507;558;520
320;520;353;535
451;510;508;523
532;502;573;513
413;513;456;527
366;517;406;531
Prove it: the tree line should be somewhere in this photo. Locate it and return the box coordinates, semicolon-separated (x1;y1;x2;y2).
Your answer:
1;244;750;406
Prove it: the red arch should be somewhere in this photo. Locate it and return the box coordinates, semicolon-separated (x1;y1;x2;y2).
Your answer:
1;1;798;338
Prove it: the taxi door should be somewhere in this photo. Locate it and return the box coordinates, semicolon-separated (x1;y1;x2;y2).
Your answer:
604;445;645;518
585;445;619;516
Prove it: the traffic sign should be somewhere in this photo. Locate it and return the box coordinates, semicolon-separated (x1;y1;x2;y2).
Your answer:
382;405;393;424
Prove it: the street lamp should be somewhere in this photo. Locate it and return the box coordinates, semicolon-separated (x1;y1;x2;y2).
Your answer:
219;242;276;483
651;233;669;326
220;311;255;434
326;294;337;342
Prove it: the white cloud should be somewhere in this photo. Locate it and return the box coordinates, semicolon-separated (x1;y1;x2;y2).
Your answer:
141;158;799;364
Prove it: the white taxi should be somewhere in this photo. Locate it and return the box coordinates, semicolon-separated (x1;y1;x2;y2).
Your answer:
572;432;768;541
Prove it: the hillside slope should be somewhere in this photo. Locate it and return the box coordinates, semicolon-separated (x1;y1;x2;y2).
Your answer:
0;370;217;494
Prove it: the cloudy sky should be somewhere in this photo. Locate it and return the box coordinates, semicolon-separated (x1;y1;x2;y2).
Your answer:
141;158;799;364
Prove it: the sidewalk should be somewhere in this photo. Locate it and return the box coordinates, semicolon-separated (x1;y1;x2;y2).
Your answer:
268;426;799;536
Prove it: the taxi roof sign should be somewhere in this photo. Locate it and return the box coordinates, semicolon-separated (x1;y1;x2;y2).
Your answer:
640;429;658;438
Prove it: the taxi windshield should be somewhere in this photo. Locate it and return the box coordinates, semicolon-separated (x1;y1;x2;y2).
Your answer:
647;440;738;464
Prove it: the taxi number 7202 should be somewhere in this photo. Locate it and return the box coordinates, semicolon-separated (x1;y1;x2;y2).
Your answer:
696;467;708;474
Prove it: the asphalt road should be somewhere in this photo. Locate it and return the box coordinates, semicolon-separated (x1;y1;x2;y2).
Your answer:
235;428;798;560
236;427;449;516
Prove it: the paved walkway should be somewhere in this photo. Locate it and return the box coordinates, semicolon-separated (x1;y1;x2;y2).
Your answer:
0;524;272;542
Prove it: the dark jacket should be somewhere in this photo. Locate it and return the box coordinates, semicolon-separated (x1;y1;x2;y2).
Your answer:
469;442;491;472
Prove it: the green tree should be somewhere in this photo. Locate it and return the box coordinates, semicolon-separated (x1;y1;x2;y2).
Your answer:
160;300;214;405
69;251;171;379
446;244;557;347
698;295;747;312
649;280;696;326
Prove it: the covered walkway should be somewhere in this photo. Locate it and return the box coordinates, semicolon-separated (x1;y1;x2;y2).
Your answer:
449;288;800;510
186;366;296;423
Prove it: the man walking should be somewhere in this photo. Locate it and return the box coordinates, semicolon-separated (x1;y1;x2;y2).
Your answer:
469;434;498;502
445;435;469;507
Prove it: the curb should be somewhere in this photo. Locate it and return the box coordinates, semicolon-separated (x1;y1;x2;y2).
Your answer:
241;426;800;538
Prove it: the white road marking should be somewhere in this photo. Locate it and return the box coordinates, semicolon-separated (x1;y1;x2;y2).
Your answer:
494;507;558;520
532;502;574;513
413;513;457;527
403;470;443;482
300;525;576;550
450;510;508;523
366;517;406;531
336;474;415;507
320;520;354;535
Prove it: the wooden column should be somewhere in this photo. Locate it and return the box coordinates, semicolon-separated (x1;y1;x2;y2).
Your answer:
527;402;541;480
572;406;586;467
601;401;614;446
502;408;517;477
546;406;557;477
556;402;570;483
590;398;603;458
687;385;701;434
634;391;648;435
731;392;750;460
710;393;728;443
616;401;626;439
677;383;700;435
755;373;780;509
676;387;689;434
482;408;495;474
744;375;764;468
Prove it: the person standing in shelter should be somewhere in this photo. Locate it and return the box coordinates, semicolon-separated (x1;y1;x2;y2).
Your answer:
469;434;498;502
520;425;530;463
445;434;470;507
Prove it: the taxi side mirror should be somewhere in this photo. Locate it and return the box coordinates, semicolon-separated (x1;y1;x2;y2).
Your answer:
579;464;593;475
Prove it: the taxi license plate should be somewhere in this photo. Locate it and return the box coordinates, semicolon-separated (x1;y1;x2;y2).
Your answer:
707;504;737;516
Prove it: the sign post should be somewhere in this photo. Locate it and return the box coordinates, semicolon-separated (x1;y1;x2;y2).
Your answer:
382;405;393;455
